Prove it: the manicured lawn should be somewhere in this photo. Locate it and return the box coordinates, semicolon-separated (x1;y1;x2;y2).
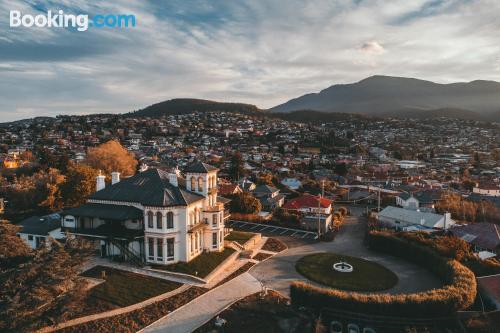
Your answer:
153;248;236;278
295;253;398;292
81;266;181;307
225;231;255;244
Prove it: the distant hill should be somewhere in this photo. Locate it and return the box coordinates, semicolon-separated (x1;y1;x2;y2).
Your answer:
270;75;500;121
272;110;374;123
131;98;263;117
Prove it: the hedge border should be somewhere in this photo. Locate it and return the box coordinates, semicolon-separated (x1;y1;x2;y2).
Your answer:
290;231;476;317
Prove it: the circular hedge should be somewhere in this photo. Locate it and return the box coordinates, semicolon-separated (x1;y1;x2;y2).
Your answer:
295;253;398;291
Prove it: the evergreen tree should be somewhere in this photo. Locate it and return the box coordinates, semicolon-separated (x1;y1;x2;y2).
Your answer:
0;221;93;332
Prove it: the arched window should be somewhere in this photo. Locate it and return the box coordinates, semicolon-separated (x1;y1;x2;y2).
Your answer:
147;211;154;228
197;177;203;192
189;212;194;225
167;212;174;229
190;177;195;191
156;212;162;229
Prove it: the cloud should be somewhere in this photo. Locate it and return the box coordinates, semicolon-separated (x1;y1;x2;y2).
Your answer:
0;0;500;121
360;41;385;55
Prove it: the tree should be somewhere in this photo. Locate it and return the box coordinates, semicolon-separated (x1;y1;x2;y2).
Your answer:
228;152;245;180
257;172;274;186
39;168;65;212
334;163;348;177
473;152;481;168
0;221;93;332
60;163;99;208
85;140;137;176
228;192;261;214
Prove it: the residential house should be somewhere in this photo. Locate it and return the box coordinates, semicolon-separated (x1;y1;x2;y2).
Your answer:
251;184;285;211
17;214;64;249
477;274;500;310
61;162;226;266
396;190;441;210
473;183;500;197
281;177;302;190
283;194;333;233
377;206;455;231
450;223;499;259
218;184;243;196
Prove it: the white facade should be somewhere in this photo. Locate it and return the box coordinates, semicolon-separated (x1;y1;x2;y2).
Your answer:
473;185;500;197
18;228;64;249
396;195;420;209
144;168;225;265
378;206;455;230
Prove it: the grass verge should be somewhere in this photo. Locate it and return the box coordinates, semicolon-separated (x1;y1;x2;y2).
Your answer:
152;248;235;278
81;265;181;307
295;253;398;291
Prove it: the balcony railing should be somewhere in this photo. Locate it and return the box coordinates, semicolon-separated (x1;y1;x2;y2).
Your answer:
188;220;208;233
204;202;224;212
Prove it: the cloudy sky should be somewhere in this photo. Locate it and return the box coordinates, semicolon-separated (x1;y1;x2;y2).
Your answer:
1;0;500;121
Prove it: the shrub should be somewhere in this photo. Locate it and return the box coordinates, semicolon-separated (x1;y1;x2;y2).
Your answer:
337;207;348;217
291;231;476;317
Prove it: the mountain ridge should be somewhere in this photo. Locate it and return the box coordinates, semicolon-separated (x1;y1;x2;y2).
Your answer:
270;75;500;121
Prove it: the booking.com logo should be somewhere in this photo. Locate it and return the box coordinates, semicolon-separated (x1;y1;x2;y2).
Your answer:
9;10;136;32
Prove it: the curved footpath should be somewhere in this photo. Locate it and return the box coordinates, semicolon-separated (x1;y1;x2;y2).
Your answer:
140;272;261;333
249;216;442;296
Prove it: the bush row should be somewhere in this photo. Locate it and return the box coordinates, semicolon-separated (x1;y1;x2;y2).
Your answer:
290;231;477;317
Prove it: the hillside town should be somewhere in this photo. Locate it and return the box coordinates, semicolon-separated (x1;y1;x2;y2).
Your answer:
1;111;499;333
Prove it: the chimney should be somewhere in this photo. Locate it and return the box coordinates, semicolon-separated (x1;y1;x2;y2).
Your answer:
111;171;121;185
444;212;451;230
168;167;179;187
96;172;106;192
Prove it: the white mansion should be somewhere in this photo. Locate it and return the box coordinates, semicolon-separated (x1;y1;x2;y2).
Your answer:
62;162;226;266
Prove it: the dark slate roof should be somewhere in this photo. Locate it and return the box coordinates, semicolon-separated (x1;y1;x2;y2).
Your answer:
468;193;500;208
184;161;218;173
252;184;279;194
398;190;441;204
17;214;61;236
450;223;500;250
90;168;205;207
63;203;143;220
399;192;411;200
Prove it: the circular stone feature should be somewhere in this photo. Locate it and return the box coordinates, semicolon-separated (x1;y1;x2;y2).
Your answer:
333;262;353;273
295;253;398;291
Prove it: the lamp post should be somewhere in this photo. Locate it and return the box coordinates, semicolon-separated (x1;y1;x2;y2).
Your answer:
317;179;325;239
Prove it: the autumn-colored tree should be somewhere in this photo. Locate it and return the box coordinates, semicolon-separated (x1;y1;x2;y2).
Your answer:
39;168;65;212
0;221;93;332
60;163;99;208
257;172;274;186
85;140;137;176
229;192;261;214
2;169;65;218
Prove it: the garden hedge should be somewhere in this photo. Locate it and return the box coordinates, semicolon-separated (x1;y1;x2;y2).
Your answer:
290;230;476;317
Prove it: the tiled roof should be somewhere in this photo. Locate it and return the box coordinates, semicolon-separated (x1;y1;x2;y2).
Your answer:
90;168;205;207
218;184;241;195
450;223;500;250
252;184;279;194
283;194;332;210
477;275;500;303
63;203;143;220
378;206;448;228
184;161;218;173
17;214;61;236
